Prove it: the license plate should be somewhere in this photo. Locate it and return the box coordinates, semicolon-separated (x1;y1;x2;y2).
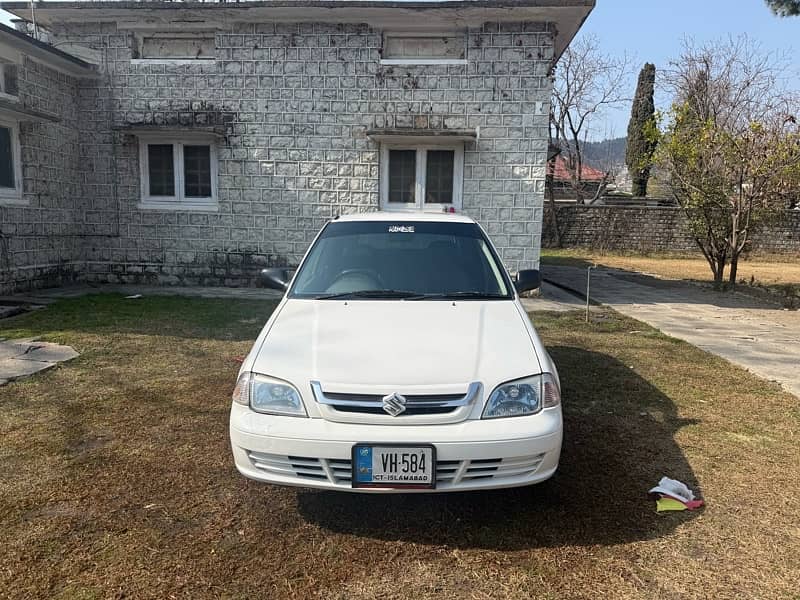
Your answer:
351;444;436;489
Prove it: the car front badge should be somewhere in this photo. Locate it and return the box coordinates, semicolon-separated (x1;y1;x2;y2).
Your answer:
381;392;407;416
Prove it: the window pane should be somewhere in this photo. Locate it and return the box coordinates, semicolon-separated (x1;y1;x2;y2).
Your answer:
148;144;175;196
3;64;18;96
388;150;416;203
0;126;14;189
183;145;212;198
425;150;454;204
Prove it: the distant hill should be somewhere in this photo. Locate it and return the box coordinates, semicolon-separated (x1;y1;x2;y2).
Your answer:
582;137;627;171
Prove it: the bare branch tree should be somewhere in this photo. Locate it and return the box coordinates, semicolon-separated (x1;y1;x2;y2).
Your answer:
550;35;633;203
657;36;800;288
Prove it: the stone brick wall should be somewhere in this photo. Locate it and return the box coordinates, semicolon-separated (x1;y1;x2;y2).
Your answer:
42;20;554;287
543;205;800;254
0;56;84;295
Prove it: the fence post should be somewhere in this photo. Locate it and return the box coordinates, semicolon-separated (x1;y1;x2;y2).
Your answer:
585;264;596;323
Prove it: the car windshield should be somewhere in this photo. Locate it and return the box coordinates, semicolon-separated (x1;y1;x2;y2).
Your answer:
289;220;512;299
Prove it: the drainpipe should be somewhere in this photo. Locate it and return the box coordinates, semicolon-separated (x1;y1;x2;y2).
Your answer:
105;43;121;238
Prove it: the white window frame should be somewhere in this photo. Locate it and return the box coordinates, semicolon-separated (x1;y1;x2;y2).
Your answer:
0;117;23;205
379;143;464;212
381;31;468;66
0;40;21;102
137;133;219;211
0;62;19;102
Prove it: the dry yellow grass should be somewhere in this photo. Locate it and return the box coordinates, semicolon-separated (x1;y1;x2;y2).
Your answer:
1;296;799;599
543;249;800;287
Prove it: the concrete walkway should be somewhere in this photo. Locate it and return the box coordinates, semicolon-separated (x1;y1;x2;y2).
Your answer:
544;265;800;398
521;282;585;312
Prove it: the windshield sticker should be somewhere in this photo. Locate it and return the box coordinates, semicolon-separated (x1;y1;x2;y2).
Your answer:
388;225;415;233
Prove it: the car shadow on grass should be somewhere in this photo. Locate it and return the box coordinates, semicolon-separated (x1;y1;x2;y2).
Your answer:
296;346;701;550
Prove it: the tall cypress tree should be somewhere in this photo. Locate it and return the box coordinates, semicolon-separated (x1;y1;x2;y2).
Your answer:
626;63;657;197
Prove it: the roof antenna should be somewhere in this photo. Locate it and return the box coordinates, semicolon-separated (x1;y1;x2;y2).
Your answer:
29;0;39;41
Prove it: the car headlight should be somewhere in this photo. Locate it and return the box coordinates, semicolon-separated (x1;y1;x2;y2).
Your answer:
482;373;560;419
232;372;307;417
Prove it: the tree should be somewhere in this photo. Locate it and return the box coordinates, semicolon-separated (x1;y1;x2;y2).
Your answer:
550;35;632;204
656;37;800;288
765;0;800;15
626;63;657;197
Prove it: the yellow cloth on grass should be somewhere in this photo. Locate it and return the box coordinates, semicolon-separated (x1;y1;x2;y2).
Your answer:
656;497;687;513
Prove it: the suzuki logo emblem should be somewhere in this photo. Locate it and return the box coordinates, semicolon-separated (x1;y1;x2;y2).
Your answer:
382;392;407;416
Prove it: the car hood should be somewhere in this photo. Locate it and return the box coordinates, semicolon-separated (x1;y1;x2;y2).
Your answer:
252;299;541;391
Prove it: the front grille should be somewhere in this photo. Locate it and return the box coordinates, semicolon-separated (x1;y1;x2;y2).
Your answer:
247;451;546;487
322;391;464;416
436;455;546;482
310;381;482;424
247;451;354;485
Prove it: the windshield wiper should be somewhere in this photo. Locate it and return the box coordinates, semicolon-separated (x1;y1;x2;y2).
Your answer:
313;290;510;300
406;291;510;300
314;289;422;300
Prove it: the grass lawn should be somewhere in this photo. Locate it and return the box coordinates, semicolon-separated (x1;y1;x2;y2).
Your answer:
1;295;799;599
542;249;800;307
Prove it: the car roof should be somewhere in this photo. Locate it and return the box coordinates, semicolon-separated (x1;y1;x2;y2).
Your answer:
333;211;476;224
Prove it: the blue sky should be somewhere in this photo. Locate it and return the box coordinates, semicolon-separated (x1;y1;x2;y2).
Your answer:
1;1;797;141
579;0;799;139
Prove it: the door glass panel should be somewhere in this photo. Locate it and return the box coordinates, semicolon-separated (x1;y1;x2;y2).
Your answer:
424;150;454;204
388;150;416;203
183;145;212;198
0;126;14;188
148;144;175;196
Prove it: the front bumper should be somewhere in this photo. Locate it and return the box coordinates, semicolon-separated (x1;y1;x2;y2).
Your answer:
229;404;563;493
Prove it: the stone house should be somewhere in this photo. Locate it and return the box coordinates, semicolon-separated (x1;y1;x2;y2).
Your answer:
0;0;593;294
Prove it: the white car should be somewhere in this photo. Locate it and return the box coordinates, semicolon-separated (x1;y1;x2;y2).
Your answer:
230;212;562;493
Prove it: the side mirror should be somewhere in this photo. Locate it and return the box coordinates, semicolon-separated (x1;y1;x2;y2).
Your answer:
258;268;292;291
514;269;541;294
